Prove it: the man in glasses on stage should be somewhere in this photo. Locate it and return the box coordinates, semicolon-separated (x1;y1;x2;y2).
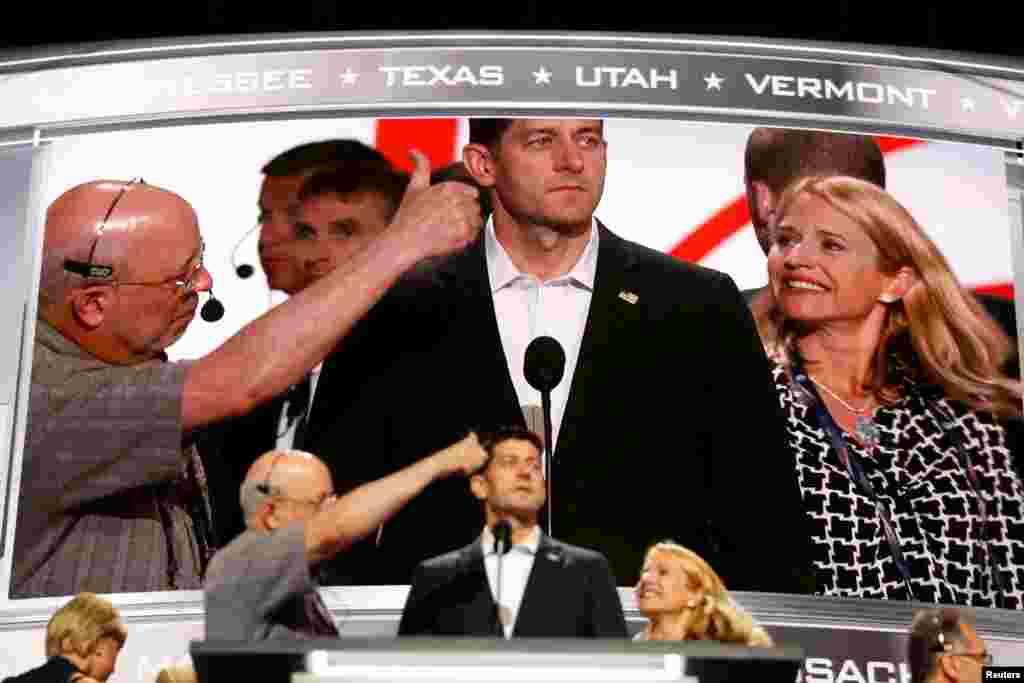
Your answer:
12;160;481;598
908;608;994;683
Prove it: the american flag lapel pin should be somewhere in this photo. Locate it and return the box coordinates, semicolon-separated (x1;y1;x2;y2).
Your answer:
618;290;639;304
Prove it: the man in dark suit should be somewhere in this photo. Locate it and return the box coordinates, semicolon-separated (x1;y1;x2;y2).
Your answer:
200;144;405;545
307;118;812;593
398;426;626;638
255;139;392;296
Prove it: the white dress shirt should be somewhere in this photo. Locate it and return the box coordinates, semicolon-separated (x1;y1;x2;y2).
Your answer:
485;218;598;457
481;524;541;638
275;362;322;451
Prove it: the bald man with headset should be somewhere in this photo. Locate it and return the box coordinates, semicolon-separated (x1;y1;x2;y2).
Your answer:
14;155;481;598
204;438;487;640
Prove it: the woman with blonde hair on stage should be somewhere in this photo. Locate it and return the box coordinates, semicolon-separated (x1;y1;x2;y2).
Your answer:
634;541;772;646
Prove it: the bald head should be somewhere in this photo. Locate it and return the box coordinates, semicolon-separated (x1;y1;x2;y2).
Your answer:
908;608;985;683
39;180;209;364
744;128;886;254
42;180;197;301
240;450;334;530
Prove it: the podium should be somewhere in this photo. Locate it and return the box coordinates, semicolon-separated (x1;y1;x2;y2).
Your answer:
191;638;804;683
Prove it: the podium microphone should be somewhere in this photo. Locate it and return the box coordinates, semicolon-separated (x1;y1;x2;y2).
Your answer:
231;225;260;279
200;291;225;322
493;519;512;557
523;336;566;537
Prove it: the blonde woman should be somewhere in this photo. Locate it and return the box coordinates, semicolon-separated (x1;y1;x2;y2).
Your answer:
765;175;1024;607
155;663;197;683
4;593;126;683
634;541;772;646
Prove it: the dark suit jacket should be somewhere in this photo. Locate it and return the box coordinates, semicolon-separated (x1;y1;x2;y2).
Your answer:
197;394;288;544
2;657;80;683
306;222;813;592
398;534;627;637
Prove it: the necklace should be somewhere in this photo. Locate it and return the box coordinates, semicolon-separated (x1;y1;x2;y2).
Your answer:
808;376;880;447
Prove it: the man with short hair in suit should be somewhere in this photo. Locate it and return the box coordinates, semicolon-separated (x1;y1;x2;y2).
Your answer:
201;143;406;545
307;118;811;592
398;426;627;638
257;139;393;296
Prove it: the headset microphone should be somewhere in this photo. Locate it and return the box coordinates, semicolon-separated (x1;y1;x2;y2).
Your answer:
200;291;225;322
231;225;260;279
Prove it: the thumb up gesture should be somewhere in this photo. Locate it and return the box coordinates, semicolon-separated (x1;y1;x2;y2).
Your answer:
389;149;482;260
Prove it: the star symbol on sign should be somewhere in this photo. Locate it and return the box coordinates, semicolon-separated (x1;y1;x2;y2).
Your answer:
704;73;724;91
340;68;359;86
533;67;552;85
960;97;975;112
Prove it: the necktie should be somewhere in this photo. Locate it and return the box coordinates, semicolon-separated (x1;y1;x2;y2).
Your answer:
288;373;313;450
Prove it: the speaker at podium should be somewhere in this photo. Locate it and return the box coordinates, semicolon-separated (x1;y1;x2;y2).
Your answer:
191;638;804;683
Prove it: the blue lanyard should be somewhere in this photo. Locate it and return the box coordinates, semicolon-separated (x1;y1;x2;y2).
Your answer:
791;368;918;600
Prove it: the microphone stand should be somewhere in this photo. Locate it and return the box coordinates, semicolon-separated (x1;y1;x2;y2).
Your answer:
492;521;511;634
540;389;554;538
523;335;565;541
496;546;505;632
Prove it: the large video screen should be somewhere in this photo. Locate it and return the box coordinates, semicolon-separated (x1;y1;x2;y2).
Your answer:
6;113;1019;613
